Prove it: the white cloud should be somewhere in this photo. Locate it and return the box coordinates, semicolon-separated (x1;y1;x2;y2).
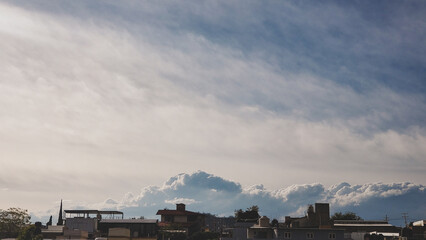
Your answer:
165;198;199;205
32;171;425;227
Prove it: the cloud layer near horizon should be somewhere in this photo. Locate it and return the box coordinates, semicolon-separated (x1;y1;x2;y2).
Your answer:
1;0;425;215
33;171;425;227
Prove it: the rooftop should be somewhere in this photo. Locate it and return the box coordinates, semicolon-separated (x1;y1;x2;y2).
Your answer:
333;220;388;224
334;223;393;227
64;210;123;215
333;220;393;227
100;219;158;224
156;209;200;216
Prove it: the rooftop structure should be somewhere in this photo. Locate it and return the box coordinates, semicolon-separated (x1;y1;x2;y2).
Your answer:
64;210;124;220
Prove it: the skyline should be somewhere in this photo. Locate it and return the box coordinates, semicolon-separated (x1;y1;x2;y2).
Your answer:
0;0;425;225
31;170;426;227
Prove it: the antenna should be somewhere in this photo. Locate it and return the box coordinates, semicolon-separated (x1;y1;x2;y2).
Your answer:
402;213;408;226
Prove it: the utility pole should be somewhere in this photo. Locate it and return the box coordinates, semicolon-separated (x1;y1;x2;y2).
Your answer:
402;213;409;226
384;214;388;222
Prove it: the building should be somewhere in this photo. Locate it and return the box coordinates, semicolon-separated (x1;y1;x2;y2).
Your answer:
156;203;205;238
41;225;64;239
275;203;344;240
247;216;274;239
402;220;426;240
221;216;345;240
98;218;158;240
285;203;331;229
333;220;401;240
64;210;124;239
275;227;345;240
221;222;256;240
204;213;235;233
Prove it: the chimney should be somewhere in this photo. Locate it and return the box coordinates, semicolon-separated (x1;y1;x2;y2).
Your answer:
176;203;186;211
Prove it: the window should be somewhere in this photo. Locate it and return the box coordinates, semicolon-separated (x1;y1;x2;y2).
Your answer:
329;233;336;239
306;233;314;239
284;232;291;239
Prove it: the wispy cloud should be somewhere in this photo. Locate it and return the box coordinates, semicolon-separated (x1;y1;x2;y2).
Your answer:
0;0;425;215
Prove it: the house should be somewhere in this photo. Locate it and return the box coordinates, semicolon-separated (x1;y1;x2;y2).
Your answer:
275;203;344;240
402;220;426;240
156;203;205;238
333;220;401;240
221;215;345;240
98;218;158;240
63;210;124;239
204;213;235;233
221;222;256;240
275;227;345;240
247;216;274;239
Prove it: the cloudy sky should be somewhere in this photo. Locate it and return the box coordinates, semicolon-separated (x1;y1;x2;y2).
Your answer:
0;0;425;225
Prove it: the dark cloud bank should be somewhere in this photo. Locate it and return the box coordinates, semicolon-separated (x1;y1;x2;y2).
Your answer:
49;171;425;227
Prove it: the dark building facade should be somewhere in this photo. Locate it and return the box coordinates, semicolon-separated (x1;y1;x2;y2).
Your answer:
285;203;331;228
275;227;345;240
156;203;205;237
98;219;158;239
204;214;235;233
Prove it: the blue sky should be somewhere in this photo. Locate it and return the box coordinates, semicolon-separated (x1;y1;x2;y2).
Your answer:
0;0;425;224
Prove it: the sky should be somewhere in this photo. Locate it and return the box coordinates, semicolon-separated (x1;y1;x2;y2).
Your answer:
0;0;425;226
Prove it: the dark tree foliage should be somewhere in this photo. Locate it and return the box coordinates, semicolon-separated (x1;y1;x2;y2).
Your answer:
17;225;43;240
234;205;260;222
367;233;384;240
271;219;279;227
331;211;363;221
247;206;259;212
0;208;31;238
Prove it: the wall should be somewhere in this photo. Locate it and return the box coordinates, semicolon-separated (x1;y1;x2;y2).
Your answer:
174;215;188;223
65;218;97;234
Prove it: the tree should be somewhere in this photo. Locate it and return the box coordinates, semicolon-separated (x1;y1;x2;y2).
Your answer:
235;205;260;222
247;205;259;212
0;208;31;238
331;211;362;221
17;225;43;240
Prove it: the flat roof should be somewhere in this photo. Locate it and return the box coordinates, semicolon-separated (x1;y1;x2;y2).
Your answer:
334;224;393;227
100;219;157;224
250;226;273;229
278;228;344;231
334;220;388;224
41;226;64;233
